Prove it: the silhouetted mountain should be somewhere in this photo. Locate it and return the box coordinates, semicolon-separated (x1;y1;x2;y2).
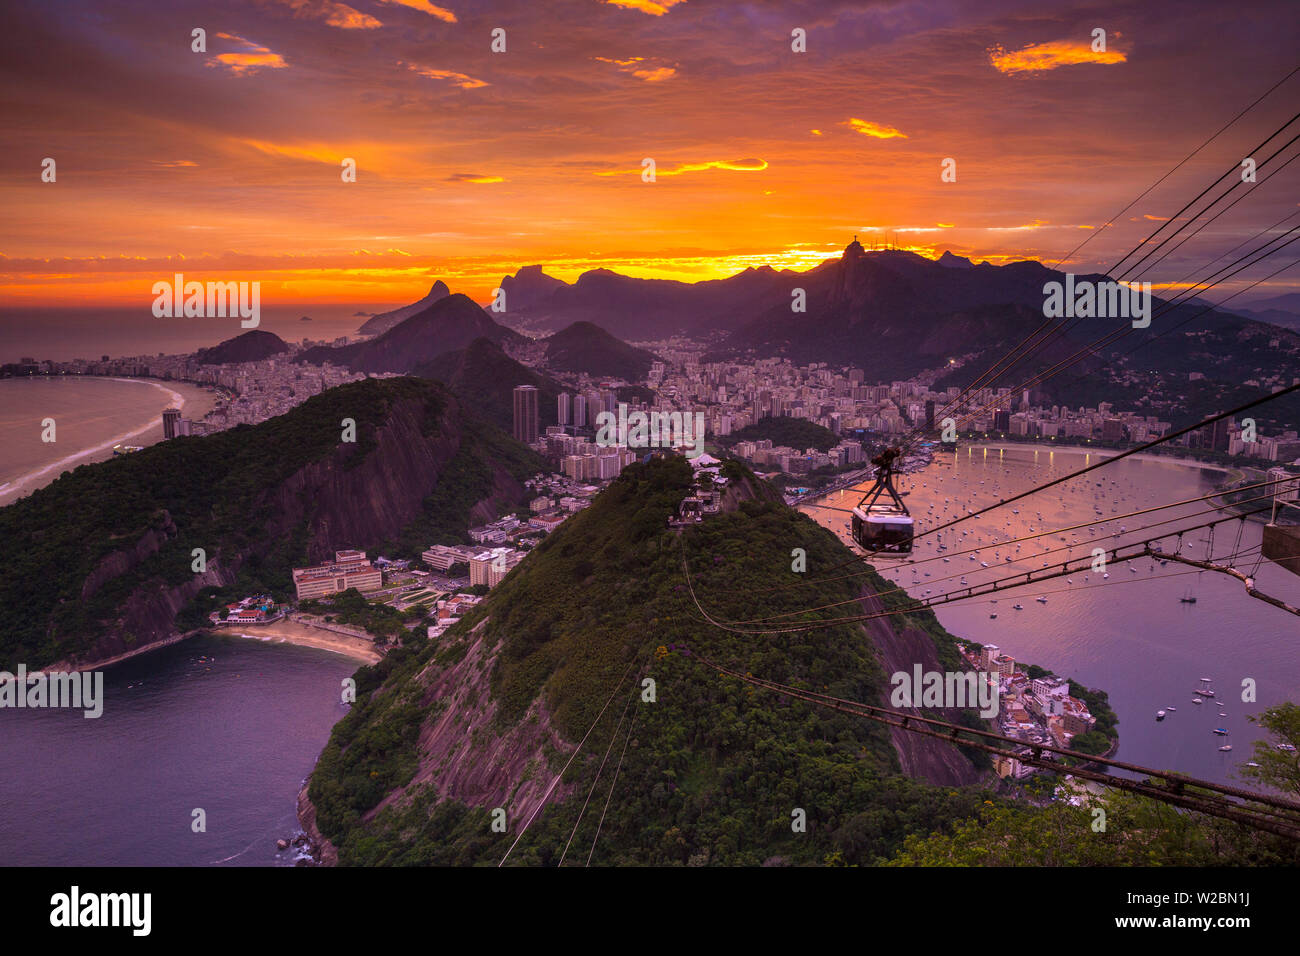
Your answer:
357;281;451;336
711;242;1300;388
491;264;796;339
938;250;975;269
193;329;288;365
299;293;523;374
416;337;563;432
540;321;659;380
498;265;565;312
1224;293;1300;331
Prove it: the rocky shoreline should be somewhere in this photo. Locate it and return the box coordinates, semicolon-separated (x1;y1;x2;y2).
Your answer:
294;782;339;866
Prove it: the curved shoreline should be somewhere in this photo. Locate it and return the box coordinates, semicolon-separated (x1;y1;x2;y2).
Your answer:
0;377;198;506
957;440;1231;475
49;619;380;673
227;621;381;664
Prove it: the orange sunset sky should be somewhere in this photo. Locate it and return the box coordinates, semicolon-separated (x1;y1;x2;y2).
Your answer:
2;0;1297;311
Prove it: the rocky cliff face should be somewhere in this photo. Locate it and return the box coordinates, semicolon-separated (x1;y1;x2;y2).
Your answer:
55;392;529;669
367;618;574;832
860;594;987;788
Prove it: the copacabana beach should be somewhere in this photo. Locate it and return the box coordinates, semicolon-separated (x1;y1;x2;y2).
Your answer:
0;377;217;506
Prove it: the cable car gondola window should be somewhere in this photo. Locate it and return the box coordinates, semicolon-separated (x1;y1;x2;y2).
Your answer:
851;446;915;554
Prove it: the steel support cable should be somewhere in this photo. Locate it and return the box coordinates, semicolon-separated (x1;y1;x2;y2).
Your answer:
584;695;641;867
1137;150;1300;281
558;678;638;867
778;474;1299;597
898;104;1300;449
704;488;1288;626
687;654;1300;839
1114;255;1300;363
1108;120;1300;277
936;230;1300;441
1048;65;1300;273
499;660;636;866
783;383;1300;590
1166;206;1300;290
914;384;1300;547
680;507;1278;635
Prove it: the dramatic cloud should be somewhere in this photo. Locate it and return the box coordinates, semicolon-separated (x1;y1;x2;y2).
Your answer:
593;56;677;82
603;0;687;15
845;118;907;139
377;0;458;22
2;0;1295;307
277;0;383;29
402;63;489;88
988;40;1127;74
206;33;288;75
597;158;768;177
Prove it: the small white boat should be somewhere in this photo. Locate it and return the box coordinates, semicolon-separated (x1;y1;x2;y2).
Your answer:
1219;745;1232;752
1036;596;1048;604
1156;710;1166;721
1193;698;1203;704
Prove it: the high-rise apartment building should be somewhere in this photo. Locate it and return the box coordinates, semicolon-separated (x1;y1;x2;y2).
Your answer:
513;385;539;444
163;407;181;439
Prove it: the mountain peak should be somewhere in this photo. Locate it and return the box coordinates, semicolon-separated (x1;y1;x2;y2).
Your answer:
843;236;867;260
938;250;974;269
358;280;453;336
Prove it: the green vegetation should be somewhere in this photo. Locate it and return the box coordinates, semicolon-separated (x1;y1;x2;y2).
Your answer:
0;376;540;668
416;337;561;433
308;456;1004;865
719;416;842;454
1242;702;1300;795
887;787;1299;865
384;411;543;558
301;588;408;640
541;321;659;381
302;454;1277;867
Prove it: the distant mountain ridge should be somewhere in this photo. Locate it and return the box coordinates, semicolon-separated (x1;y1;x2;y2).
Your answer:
490;263;797;340
416;337;563;433
299;293;524;374
1223;293;1300;332
193;329;288;365
357;281;450;336
539;321;660;380
482;246;1298;390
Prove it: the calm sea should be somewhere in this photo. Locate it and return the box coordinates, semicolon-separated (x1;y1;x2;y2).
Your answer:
804;445;1300;787
0;634;358;867
0;377;217;506
0;307;375;364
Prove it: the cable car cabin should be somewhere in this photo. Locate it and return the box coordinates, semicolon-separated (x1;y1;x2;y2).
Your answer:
852;445;915;555
851;503;914;554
